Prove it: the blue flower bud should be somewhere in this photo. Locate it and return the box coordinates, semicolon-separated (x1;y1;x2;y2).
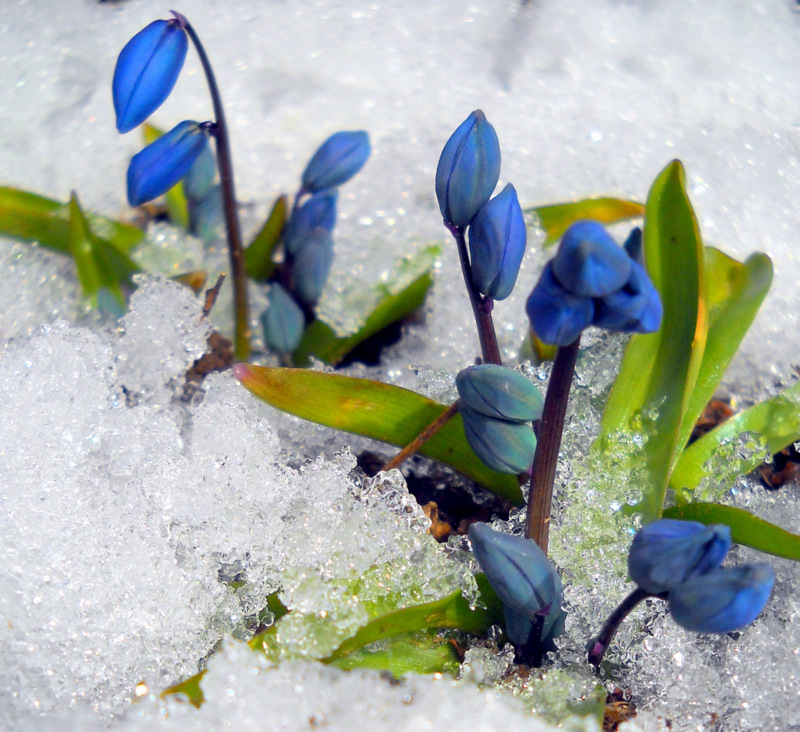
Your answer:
551;220;632;298
183;142;217;203
623;226;643;265
435;110;501;228
291;227;334;306
526;262;594;346
301;131;371;193
127;120;210;207
284;190;338;256
593;260;662;333
261;284;305;354
113;19;188;134
188;184;223;243
468;523;565;646
456;364;543;423
460;405;537;474
628;519;731;595
468;183;526;300
668;563;774;633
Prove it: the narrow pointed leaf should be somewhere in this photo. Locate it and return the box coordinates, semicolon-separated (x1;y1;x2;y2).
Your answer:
142;123;189;228
663;503;800;561
293;245;439;366
245;194;287;281
670;379;800;496
0;186;143;254
595;161;706;520
234;365;523;503
529;197;644;246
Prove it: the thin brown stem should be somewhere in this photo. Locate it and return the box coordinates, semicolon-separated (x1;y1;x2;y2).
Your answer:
381;401;460;472
449;224;502;365
587;587;657;667
525;337;580;551
180;14;250;360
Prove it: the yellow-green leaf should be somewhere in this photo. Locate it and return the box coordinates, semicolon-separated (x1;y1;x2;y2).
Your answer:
529;197;644;246
595;161;707;520
663;503;800;561
234;365;523;504
245;194;287;281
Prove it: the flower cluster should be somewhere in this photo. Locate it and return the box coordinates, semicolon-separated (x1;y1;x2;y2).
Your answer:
468;523;565;651
261;130;370;354
629;519;774;633
435;110;526;301
456;364;542;474
527;220;662;346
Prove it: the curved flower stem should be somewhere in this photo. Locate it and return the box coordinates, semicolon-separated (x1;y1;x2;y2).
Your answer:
587;587;659;667
525;337;580;551
178;13;250;360
381;401;460;472
448;223;502;366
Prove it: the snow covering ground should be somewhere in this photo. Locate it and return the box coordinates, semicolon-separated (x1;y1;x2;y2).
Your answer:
1;0;800;730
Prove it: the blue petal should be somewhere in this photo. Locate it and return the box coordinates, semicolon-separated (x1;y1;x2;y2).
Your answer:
468;523;565;645
261;284;305;354
284;190;339;256
460;406;536;474
526;262;594;346
628;519;731;594
468;183;527;300
593;260;663;333
113;19;188;134
291;227;335;306
301;131;371;193
435;110;501;228
668;563;774;633
552;220;632;297
127;121;210;206
456;364;543;423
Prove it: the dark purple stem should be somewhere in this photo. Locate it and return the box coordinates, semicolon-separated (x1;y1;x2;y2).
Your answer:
588;587;660;667
180;14;250;360
525;337;580;551
448;222;502;365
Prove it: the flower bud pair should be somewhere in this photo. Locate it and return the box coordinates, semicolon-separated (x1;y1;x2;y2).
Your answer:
628;519;774;634
457;365;542;474
527;220;662;346
468;523;565;647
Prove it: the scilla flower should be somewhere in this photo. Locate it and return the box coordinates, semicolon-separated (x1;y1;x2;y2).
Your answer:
435;110;501;228
261;283;305;354
468;183;527;300
291;227;335;307
527;220;662;346
301;131;371;193
283;190;338;256
113;17;188;134
469;523;565;648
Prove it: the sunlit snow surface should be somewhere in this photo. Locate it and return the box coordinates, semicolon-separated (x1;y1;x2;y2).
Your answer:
1;0;800;730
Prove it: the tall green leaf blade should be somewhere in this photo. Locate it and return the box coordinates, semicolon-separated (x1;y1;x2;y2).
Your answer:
245;194;287;281
234;365;523;504
670;379;800;496
293;245;439;367
596;160;706;520
663;503;800;560
674;248;773;460
528;197;644;246
0;186;143;254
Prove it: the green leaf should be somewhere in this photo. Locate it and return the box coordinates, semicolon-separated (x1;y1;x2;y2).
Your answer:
674;248;773;462
663;502;800;561
234;365;523;504
595;160;706;521
0;186;143;254
670;379;800;497
293;245;440;367
142;123;189;228
245;195;287;281
328;629;461;676
68;192;136;311
162;669;207;707
528;197;644;246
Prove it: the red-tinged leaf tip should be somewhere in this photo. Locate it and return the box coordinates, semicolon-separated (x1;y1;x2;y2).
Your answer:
232;363;250;381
